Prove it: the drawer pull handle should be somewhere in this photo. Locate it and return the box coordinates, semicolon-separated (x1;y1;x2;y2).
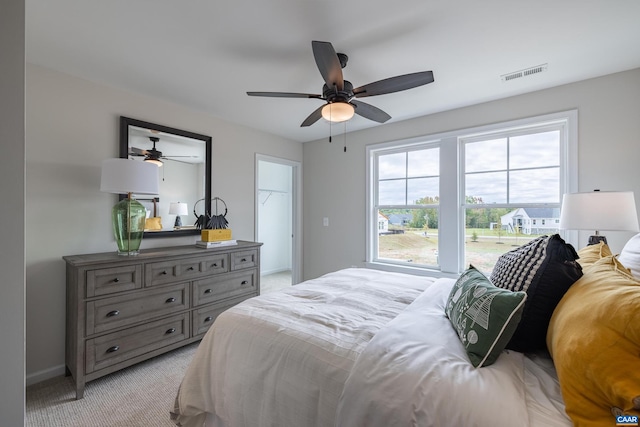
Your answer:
241;258;247;262
113;277;119;283
166;328;176;334
165;297;176;303
204;316;213;322
212;263;218;267
204;289;212;294
106;310;120;317
106;345;119;353
241;280;248;285
161;270;168;275
187;266;194;271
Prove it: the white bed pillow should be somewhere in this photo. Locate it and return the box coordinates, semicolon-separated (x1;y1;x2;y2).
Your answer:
618;233;640;279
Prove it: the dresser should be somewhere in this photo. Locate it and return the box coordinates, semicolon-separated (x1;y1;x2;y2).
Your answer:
64;241;262;399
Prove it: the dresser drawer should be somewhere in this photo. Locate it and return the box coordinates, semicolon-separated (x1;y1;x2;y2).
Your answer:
86;283;189;335
193;269;257;307
191;295;252;338
86;264;142;297
145;254;228;287
230;249;258;271
85;313;189;374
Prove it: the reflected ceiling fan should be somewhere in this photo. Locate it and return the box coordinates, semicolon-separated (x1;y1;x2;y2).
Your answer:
247;40;435;127
129;137;196;167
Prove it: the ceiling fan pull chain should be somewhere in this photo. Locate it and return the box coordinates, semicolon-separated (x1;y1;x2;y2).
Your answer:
329;110;332;143
343;121;347;152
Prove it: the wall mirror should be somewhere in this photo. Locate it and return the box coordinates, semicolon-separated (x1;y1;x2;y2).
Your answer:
119;116;212;238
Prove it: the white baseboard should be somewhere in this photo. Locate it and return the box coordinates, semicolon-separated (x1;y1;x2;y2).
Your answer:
261;267;292;276
26;364;66;386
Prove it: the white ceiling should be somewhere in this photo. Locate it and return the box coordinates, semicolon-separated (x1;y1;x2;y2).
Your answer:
26;1;640;143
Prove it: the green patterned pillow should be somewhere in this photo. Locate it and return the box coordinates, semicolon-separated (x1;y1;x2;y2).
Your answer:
445;266;527;367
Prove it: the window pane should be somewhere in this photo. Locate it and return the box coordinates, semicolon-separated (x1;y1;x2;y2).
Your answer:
377;209;439;266
408;148;439;178
378;152;406;179
465;172;507;203
509;131;560;169
509;168;560;203
464;207;551;276
379;180;406;205
408;177;439;205
465;138;507;173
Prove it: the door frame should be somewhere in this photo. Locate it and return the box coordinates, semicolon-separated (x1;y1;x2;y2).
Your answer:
255;154;302;284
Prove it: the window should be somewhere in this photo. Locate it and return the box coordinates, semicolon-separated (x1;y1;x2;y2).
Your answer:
373;144;440;267
367;111;577;277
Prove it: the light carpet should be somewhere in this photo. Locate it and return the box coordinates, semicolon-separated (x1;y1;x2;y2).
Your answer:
26;342;199;427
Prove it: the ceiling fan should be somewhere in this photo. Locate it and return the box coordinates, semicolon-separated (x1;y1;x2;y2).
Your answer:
247;41;434;127
129;137;196;166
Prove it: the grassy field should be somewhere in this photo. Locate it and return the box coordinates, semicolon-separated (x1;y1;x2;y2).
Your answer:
378;229;539;274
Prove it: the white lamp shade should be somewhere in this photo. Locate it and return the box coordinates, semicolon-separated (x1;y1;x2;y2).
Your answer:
559;191;639;232
169;202;188;216
321;102;355;122
100;158;160;195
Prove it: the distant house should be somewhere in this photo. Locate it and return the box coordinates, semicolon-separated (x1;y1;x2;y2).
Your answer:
378;212;389;234
388;213;412;226
500;207;560;234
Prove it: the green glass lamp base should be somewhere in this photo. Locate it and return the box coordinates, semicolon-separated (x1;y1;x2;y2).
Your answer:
112;197;146;256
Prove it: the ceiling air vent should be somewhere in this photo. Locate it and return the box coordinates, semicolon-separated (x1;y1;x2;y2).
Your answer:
501;64;548;82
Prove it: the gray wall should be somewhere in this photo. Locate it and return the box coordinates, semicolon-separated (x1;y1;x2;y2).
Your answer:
303;68;640;280
25;65;303;383
0;0;26;424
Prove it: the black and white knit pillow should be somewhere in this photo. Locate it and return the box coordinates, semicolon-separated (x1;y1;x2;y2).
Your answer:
490;234;582;352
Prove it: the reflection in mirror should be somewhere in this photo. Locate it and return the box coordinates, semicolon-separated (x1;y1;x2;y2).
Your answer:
119;116;212;238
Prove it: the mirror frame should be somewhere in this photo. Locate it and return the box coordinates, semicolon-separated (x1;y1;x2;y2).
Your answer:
119;116;212;238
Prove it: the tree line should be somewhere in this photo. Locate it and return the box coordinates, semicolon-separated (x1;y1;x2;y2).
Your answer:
381;196;511;230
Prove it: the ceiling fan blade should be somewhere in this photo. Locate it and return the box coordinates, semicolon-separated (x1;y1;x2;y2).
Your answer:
312;41;344;91
130;147;149;156
300;105;325;127
351;100;391;123
163;158;193;165
247;91;323;99
161;155;198;158
353;71;434;98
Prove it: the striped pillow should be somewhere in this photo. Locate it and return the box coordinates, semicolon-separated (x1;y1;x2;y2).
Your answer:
489;234;582;352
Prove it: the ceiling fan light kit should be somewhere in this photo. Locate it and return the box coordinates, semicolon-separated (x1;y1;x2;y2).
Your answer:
321;102;355;122
247;40;434;129
144;158;163;167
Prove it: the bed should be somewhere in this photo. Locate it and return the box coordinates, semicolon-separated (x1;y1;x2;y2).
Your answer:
171;234;640;427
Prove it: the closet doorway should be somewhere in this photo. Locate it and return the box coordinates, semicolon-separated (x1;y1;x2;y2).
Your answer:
255;154;301;293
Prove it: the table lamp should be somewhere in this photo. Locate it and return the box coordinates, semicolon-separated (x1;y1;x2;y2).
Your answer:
169;202;188;228
100;158;159;255
559;190;639;245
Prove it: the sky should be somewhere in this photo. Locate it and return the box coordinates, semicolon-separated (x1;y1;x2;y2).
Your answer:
377;130;560;206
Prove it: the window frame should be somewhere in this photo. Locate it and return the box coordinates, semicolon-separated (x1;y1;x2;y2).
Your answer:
366;110;578;278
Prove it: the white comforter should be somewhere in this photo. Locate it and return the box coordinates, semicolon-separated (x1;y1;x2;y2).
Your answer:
336;278;572;427
171;268;435;427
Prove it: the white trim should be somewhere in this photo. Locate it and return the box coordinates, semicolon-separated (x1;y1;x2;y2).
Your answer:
26;364;65;386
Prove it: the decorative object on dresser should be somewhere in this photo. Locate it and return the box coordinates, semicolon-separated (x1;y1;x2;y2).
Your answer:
100;158;160;255
559;189;639;245
207;196;229;229
64;241;262;399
